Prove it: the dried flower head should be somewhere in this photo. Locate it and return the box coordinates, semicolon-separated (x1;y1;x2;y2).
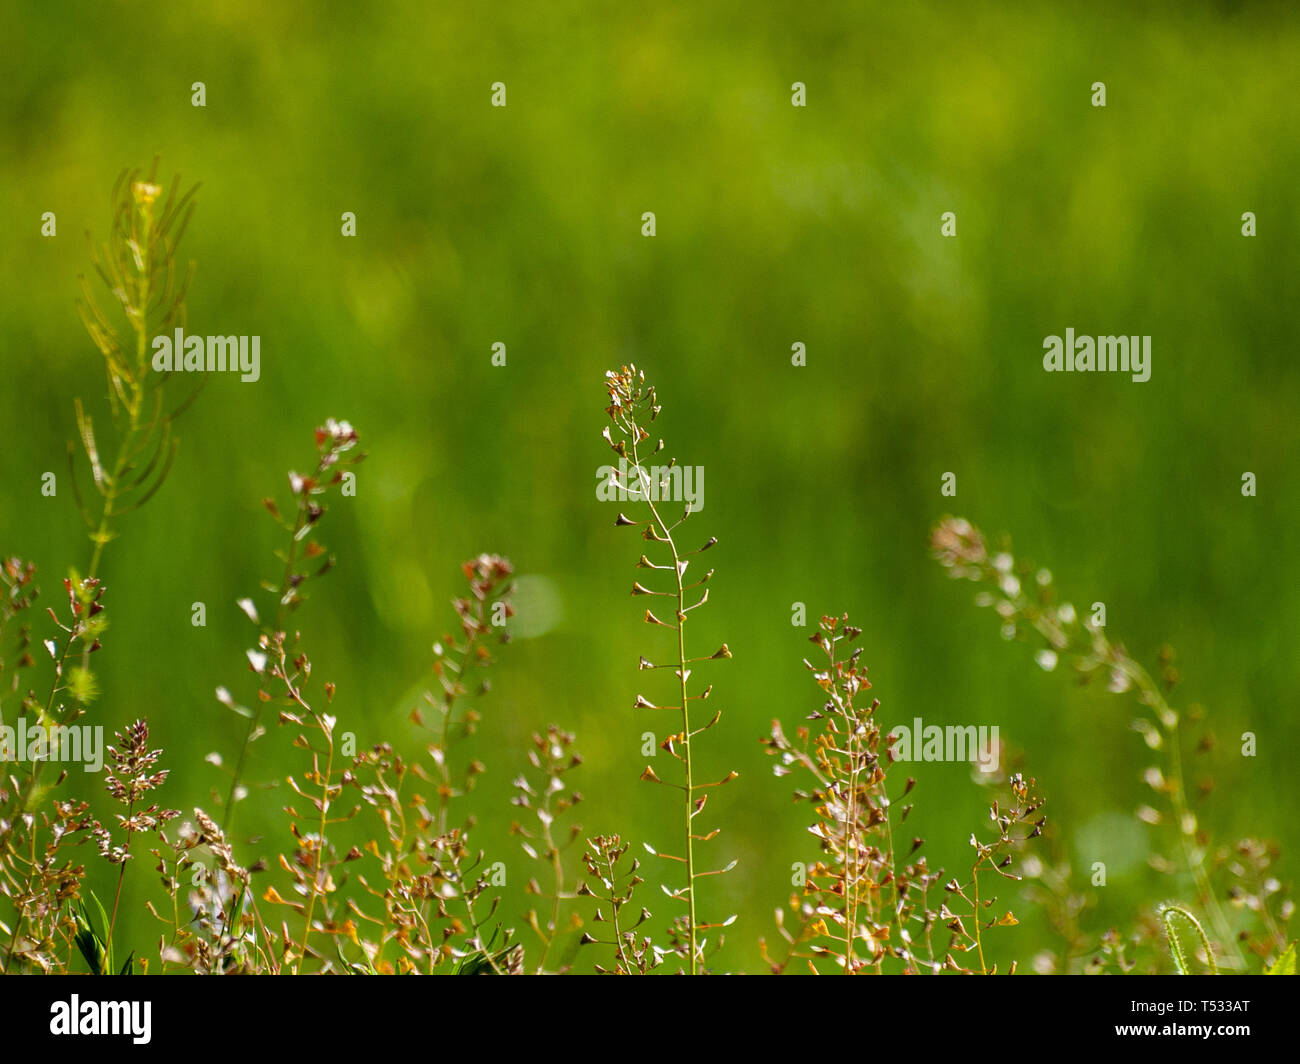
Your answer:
94;719;179;864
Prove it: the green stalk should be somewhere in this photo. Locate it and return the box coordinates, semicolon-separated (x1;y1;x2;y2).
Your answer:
630;433;697;974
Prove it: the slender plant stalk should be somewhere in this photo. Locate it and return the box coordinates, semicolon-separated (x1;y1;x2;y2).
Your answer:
295;718;335;974
630;428;699;972
103;799;135;953
1162;904;1218;975
602;365;736;975
222;446;337;832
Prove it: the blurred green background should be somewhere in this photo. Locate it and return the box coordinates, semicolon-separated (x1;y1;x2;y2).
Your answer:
2;0;1297;973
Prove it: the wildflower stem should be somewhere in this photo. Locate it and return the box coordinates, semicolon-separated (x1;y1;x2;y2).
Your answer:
104;798;135;963
294;727;334;974
535;790;565;974
630;433;698;975
1162;904;1218;975
829;637;861;974
85;175;153;592
600;847;633;973
85;404;141;585
221;452;327;833
880;792;917;974
12;602;85;850
433;632;486;837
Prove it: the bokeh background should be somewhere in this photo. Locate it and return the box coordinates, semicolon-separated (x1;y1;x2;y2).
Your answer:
2;0;1297;973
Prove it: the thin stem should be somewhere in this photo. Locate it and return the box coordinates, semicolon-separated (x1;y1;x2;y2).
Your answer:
880;789;917;974
431;595;491;836
602;851;632;973
535;786;565;974
222;454;329;833
85;403;142;587
294;727;334;974
768;916;808;975
1162;904;1218;975
436;696;454;836
104;799;136;965
629;432;697;974
832;641;861;974
84;179;152;595
459;871;508;975
8;622;83;850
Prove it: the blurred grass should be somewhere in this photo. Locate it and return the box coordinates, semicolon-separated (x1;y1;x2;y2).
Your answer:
1;0;1297;972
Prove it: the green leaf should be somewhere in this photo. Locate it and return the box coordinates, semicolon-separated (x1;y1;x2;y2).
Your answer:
1266;942;1296;975
73;901;105;975
453;950;497;976
453;926;520;975
118;951;135;976
88;889;114;975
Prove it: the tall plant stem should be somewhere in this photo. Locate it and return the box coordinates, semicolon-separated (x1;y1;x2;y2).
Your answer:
880;790;916;974
85;176;152;591
831;640;861;975
631;434;697;974
221;453;328;833
104;799;136;961
971;863;987;975
295;729;335;974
